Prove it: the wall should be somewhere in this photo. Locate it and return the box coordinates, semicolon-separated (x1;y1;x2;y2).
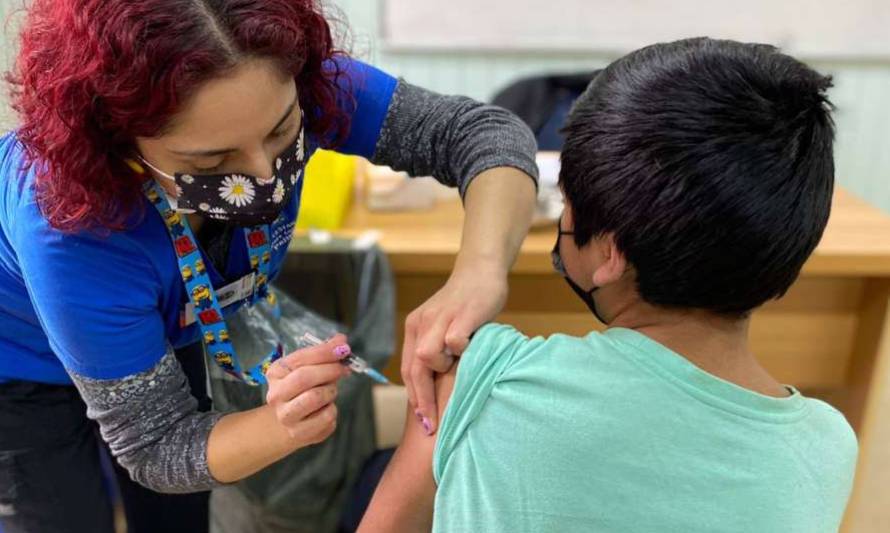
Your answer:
336;0;890;212
0;3;23;131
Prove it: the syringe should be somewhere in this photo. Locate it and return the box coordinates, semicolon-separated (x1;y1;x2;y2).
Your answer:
299;333;391;385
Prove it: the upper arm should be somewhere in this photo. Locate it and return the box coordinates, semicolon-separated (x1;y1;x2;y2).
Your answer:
369;80;539;195
327;58;399;158
397;363;459;486
358;366;456;533
360;324;528;532
14;215;168;378
325;58;538;195
432;324;529;481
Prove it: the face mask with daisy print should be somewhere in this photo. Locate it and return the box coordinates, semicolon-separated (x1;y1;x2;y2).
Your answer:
139;113;306;227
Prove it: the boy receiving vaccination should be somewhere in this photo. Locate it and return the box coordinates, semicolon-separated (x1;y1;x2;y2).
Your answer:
360;37;858;533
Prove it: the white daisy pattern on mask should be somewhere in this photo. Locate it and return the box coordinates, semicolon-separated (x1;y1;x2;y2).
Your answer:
272;179;285;204
256;174;275;186
181;174;195;184
275;157;282;170
296;130;304;161
198;202;210;211
219;175;255;207
207;207;227;219
290;169;302;186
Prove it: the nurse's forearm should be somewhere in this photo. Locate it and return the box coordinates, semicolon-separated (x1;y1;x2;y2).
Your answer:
70;350;223;493
455;167;537;276
206;404;300;483
70;349;300;492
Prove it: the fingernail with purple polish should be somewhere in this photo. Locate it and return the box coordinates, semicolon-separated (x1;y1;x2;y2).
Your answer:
333;344;351;359
415;410;432;435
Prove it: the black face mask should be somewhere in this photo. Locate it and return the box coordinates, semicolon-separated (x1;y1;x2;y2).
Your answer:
551;221;608;324
139;113;306;227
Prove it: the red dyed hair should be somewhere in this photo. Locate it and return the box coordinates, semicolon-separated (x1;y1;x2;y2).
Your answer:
7;0;350;231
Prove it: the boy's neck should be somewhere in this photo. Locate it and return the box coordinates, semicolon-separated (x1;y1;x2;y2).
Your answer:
610;307;789;398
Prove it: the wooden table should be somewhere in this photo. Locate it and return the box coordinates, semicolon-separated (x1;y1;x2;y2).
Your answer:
331;187;890;531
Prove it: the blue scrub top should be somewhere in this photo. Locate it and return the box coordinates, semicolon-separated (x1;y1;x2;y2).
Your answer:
0;58;397;384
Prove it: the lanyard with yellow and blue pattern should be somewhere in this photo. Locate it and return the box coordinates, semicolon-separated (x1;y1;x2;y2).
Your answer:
145;179;283;386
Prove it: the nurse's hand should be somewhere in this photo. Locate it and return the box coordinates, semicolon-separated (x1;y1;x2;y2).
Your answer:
402;263;508;435
265;334;351;447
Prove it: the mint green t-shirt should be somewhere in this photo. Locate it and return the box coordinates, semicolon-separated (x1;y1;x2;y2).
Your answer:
432;324;858;533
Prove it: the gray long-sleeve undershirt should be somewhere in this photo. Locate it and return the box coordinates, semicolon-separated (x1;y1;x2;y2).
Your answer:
372;79;538;196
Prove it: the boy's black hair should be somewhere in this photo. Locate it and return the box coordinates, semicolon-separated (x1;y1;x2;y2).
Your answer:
560;37;835;315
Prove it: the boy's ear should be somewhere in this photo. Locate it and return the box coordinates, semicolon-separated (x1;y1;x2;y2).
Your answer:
562;203;575;228
591;233;627;288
